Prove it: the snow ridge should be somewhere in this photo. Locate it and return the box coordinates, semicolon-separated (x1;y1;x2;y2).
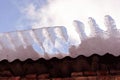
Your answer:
0;15;120;61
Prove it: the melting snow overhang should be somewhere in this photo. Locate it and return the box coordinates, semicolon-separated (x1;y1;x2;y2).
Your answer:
0;15;120;62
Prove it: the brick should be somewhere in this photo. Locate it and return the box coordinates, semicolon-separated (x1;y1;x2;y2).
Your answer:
115;76;120;80
97;71;108;76
0;77;9;80
20;78;27;80
110;76;116;80
53;78;74;80
71;72;83;77
84;71;96;76
25;74;36;80
63;78;74;80
37;79;51;80
8;77;20;80
73;77;87;80
87;76;97;80
37;73;49;79
21;78;36;80
0;71;13;77
97;76;111;80
52;78;63;80
110;70;120;75
25;74;36;78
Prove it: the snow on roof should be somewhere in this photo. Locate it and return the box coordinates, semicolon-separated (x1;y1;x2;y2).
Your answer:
0;15;120;61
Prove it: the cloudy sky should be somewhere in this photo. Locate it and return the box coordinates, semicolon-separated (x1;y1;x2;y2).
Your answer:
0;0;47;32
0;0;120;34
0;0;120;59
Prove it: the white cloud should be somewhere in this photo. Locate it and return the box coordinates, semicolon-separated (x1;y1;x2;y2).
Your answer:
15;0;120;43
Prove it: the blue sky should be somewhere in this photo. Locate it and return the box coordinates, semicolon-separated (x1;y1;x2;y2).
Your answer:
0;0;47;32
0;0;21;32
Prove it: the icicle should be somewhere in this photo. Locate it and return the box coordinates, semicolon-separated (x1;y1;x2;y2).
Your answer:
8;32;23;48
29;30;41;45
29;29;45;57
73;20;87;41
60;26;69;42
0;33;12;50
42;28;51;41
42;28;59;58
53;26;69;43
54;26;68;41
20;30;34;46
0;33;5;49
0;43;3;50
32;28;44;43
17;31;27;48
0;35;7;60
0;33;4;50
0;41;3;51
104;15;117;36
5;33;16;51
54;27;69;56
47;27;56;44
88;17;103;37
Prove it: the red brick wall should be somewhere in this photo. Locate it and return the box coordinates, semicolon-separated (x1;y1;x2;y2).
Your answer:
0;72;120;80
